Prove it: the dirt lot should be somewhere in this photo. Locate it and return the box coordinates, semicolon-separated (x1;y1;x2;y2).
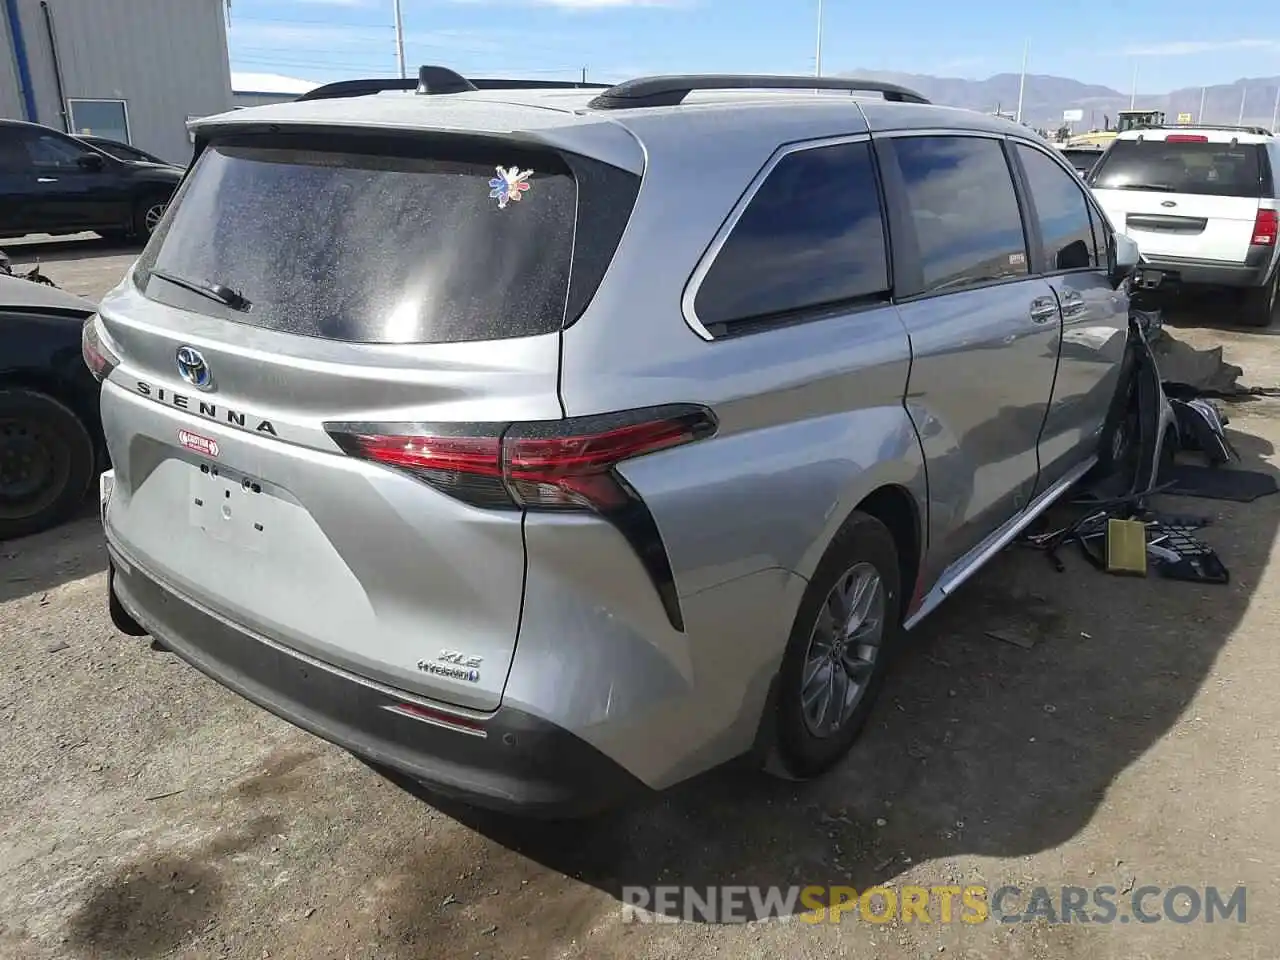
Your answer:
2;239;1278;959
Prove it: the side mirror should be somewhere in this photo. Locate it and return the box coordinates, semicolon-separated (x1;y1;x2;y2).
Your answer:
77;152;105;171
1109;232;1140;289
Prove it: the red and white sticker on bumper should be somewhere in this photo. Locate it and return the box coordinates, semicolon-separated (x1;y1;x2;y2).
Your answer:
178;429;220;458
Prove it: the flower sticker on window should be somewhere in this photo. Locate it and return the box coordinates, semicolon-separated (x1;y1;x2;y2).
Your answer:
489;166;533;209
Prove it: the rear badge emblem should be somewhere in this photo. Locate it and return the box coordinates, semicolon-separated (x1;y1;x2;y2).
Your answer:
1161;200;1177;208
417;650;483;683
176;345;213;391
178;429;219;458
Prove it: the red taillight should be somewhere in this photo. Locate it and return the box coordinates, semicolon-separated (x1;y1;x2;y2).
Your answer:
81;315;120;382
329;405;717;632
1252;208;1278;246
329;405;717;513
1165;134;1208;142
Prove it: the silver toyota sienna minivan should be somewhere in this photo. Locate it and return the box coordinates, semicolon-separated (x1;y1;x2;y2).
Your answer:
88;68;1139;815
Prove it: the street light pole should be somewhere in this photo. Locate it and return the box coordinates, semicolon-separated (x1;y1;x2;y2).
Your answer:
1015;40;1028;124
1238;86;1247;125
1271;85;1280;132
815;0;823;77
1198;86;1207;123
393;0;406;79
1129;63;1138;109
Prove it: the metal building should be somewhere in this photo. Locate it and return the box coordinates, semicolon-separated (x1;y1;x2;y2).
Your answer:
1;0;233;164
232;71;317;109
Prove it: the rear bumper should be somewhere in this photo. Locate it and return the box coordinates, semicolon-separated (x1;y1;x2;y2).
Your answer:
106;541;648;818
1137;247;1274;289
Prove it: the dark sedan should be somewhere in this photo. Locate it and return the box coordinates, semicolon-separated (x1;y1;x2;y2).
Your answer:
0;274;102;540
0;119;183;243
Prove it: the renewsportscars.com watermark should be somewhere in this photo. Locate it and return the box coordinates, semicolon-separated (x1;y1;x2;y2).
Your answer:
621;884;1247;925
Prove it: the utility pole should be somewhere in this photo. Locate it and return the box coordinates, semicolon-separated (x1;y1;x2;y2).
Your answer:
814;0;823;77
1129;63;1138;109
581;66;587;84
1272;85;1280;132
1238;85;1248;125
1199;86;1207;123
393;0;406;79
1015;40;1028;124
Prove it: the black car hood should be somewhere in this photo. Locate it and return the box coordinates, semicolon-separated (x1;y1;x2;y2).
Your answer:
0;274;97;314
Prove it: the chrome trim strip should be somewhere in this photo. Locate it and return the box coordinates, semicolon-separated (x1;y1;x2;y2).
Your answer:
903;455;1097;630
680;132;874;341
106;537;494;723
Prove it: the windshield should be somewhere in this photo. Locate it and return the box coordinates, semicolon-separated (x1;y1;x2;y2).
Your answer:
136;134;579;344
1090;139;1264;197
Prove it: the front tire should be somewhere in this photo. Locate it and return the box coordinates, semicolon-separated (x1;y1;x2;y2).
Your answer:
0;389;95;540
1239;270;1280;328
773;512;902;779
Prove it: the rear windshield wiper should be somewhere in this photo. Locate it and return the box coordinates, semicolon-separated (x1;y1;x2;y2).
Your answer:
1108;182;1177;192
150;268;252;312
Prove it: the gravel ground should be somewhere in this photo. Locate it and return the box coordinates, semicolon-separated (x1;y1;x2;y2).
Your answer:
2;239;1278;959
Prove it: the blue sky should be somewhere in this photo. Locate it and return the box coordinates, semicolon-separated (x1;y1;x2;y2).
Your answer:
225;0;1280;93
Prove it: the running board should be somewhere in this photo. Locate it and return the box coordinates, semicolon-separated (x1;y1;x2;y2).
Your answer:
903;456;1096;631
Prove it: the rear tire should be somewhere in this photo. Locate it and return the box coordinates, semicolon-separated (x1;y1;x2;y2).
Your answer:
772;512;902;779
1239;270;1280;328
0;389;95;540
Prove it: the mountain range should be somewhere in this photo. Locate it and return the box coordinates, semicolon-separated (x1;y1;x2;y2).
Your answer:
842;70;1280;130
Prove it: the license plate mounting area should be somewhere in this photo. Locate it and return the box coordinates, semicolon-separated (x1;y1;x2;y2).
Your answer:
188;461;272;553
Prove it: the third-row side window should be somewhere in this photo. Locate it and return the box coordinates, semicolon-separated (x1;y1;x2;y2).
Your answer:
693;140;890;330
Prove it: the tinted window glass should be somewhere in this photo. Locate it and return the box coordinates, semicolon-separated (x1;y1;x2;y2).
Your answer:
1017;144;1099;271
139;136;578;344
694;140;889;329
26;133;93;169
893;136;1028;293
0;135;26;172
1089;207;1106;266
1091;139;1263;197
1059;148;1103;176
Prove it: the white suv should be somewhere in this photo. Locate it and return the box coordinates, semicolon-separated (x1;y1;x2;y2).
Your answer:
1089;124;1280;326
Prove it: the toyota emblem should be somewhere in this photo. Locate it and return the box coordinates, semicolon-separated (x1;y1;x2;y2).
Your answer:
175;346;213;391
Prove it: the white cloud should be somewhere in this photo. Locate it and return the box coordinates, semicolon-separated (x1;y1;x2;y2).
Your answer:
1123;38;1280;56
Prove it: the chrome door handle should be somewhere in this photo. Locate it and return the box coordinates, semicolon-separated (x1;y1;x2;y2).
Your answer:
37;177;58;183
1029;298;1059;324
1059;290;1087;318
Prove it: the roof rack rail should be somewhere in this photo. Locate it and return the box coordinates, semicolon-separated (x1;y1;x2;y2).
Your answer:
586;74;930;110
295;65;611;102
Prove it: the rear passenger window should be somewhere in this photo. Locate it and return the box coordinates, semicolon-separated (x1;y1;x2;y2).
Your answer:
1016;144;1100;271
693;140;889;332
892;136;1029;293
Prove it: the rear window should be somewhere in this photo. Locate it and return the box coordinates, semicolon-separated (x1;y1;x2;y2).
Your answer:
1090;139;1265;197
137;134;595;344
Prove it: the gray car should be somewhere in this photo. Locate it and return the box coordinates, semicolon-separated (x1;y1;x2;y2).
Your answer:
87;68;1140;816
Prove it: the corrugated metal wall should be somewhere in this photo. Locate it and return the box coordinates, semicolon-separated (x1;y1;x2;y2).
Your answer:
2;0;232;163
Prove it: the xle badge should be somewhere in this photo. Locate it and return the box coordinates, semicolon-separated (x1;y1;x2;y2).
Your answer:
417;650;483;683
